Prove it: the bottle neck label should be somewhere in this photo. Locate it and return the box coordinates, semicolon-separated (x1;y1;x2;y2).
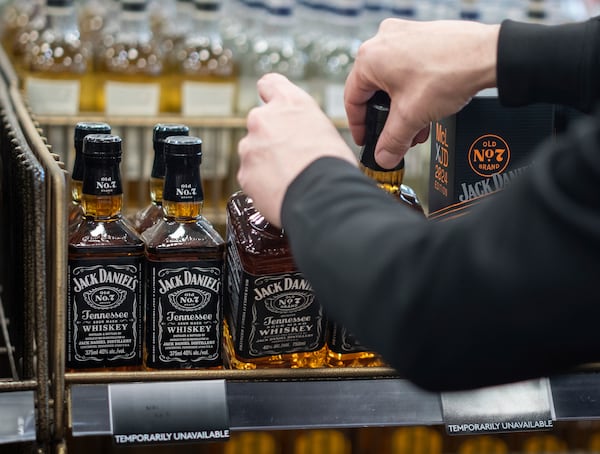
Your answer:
82;159;123;196
146;259;223;368
67;258;143;368
163;162;204;203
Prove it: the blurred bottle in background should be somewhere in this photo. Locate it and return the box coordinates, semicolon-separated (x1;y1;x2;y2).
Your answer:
95;0;166;115
21;0;95;114
168;0;237;116
236;0;308;114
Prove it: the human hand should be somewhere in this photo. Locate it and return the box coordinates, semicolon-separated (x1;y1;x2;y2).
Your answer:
345;18;500;168
238;73;358;227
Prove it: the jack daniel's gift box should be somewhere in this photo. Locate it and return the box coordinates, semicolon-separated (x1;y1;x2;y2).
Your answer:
428;90;554;220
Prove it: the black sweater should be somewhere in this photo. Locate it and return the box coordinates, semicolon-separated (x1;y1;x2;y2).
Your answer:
281;17;600;391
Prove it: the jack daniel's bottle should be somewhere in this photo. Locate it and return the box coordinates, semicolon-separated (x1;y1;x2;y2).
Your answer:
327;90;423;368
224;192;327;369
69;121;112;235
131;123;190;233
143;136;225;370
67;134;144;371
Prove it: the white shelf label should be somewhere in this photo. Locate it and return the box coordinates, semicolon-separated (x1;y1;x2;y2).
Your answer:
441;378;554;435
25;77;80;115
182;82;235;116
105;81;160;116
109;380;230;445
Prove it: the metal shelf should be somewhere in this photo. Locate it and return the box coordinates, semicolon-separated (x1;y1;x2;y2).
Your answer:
67;369;600;441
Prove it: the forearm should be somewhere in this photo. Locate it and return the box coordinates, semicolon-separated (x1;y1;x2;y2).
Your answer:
281;110;600;391
498;16;600;111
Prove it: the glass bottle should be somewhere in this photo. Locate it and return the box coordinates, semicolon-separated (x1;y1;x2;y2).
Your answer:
159;0;194;58
67;134;145;371
223;191;327;369
69;121;112;235
167;0;237;115
1;0;43;72
131;123;190;234
21;0;96;114
95;0;166;115
236;0;308;114
143;136;225;370
327;91;423;368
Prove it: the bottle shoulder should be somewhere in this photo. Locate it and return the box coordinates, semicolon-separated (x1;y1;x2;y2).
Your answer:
143;216;225;252
226;191;292;258
69;217;145;253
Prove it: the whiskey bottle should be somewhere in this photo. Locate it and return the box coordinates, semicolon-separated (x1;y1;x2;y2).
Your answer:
224;191;327;369
1;0;43;73
95;0;166;115
167;0;237;115
22;0;96;114
69;121;112;235
67;134;145;371
327;90;423;368
143;136;225;370
131;123;190;234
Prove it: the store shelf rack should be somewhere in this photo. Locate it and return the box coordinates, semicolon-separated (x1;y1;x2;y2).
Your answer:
5;34;600;454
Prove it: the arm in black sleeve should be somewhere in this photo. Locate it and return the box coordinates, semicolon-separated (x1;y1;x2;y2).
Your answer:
281;110;600;392
497;16;600;112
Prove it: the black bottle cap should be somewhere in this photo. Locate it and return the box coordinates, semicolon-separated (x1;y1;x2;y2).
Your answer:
360;91;404;172
153;123;190;144
82;134;122;158
74;122;112;146
151;124;190;178
47;0;74;7
72;123;112;181
194;0;221;11
121;0;148;12
164;136;202;160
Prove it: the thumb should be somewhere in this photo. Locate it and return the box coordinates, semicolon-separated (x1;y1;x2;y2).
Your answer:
374;110;420;168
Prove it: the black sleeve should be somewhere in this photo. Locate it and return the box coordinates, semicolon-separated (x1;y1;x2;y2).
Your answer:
497;16;600;112
281;109;600;392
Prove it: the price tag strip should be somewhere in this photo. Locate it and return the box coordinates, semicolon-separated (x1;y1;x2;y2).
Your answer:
108;380;230;445
441;377;555;435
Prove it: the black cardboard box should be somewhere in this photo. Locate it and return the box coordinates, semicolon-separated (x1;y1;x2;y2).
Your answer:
428;92;555;220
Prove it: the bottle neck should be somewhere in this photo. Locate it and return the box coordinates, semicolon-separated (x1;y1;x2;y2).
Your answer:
118;9;152;42
163;200;204;220
162;157;204;220
45;5;79;36
149;177;164;205
81;194;124;219
81;157;124;220
358;164;405;198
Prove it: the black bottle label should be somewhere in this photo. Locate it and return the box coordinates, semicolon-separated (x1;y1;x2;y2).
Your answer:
67;257;143;368
327;323;367;354
226;250;325;358
146;260;223;368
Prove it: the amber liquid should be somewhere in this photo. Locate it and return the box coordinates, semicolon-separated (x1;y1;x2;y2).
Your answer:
95;39;170;113
67;194;145;372
143;200;225;370
68;179;84;235
223;191;327;369
20;34;97;112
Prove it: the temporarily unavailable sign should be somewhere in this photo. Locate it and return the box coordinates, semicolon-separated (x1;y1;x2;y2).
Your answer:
109;380;229;445
441;378;554;435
